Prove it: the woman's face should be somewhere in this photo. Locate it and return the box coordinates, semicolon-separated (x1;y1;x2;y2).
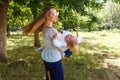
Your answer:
48;8;59;22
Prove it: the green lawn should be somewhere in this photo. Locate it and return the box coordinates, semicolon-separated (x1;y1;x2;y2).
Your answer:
0;30;120;80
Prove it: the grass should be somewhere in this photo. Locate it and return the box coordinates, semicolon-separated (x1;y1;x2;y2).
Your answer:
0;30;120;80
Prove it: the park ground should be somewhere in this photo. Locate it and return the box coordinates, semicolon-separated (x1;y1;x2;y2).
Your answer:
0;30;120;80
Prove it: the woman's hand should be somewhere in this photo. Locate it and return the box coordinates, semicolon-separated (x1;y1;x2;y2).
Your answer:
52;33;57;40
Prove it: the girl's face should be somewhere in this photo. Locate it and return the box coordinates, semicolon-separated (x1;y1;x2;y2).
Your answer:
65;34;77;46
48;8;59;22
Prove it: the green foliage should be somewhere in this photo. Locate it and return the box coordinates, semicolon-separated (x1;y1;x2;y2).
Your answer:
7;0;120;32
60;8;81;30
7;0;106;31
56;0;105;30
87;14;99;31
0;0;3;4
53;22;63;30
26;0;44;18
7;0;33;28
99;0;120;29
113;0;120;3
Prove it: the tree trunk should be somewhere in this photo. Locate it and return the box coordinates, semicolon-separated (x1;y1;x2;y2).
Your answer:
6;24;10;36
34;32;41;47
88;22;92;32
0;0;9;63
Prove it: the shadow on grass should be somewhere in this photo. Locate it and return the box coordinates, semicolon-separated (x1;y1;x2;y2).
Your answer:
0;46;45;80
62;51;109;80
63;51;120;80
61;38;120;80
0;34;119;80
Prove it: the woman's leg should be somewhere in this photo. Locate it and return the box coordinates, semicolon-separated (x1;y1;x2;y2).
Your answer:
44;61;50;80
44;60;64;80
49;61;64;80
47;71;51;80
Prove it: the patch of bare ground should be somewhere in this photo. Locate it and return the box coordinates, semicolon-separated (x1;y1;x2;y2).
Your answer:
104;58;120;80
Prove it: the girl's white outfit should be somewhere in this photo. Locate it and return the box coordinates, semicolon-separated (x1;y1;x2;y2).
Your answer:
52;30;72;52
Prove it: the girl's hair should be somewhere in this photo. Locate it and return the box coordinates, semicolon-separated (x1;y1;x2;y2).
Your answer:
67;42;79;54
22;6;56;34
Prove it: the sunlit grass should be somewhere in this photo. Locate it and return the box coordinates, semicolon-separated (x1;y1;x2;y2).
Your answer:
79;30;120;56
0;30;120;80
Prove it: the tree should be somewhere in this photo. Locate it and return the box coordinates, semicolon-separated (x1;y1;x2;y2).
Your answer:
101;0;120;29
7;0;33;35
57;0;105;31
0;0;9;62
113;0;120;3
27;0;44;47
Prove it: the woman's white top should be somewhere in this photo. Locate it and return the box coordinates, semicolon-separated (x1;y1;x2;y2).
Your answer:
41;27;62;62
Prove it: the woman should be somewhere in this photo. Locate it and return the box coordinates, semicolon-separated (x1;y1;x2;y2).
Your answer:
22;6;64;80
41;7;64;80
22;6;82;80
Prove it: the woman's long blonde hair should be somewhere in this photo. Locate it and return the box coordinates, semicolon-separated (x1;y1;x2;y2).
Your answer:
22;6;56;34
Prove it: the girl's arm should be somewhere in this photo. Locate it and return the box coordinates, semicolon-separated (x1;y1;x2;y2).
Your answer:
52;33;66;48
52;33;66;58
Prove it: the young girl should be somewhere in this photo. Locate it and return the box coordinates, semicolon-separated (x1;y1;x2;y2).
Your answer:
52;30;82;57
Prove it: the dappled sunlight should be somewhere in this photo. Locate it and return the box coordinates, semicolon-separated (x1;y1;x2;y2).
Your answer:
81;30;120;56
7;45;39;61
4;42;45;80
103;58;120;80
0;30;120;80
7;34;34;46
78;30;120;79
62;52;107;80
